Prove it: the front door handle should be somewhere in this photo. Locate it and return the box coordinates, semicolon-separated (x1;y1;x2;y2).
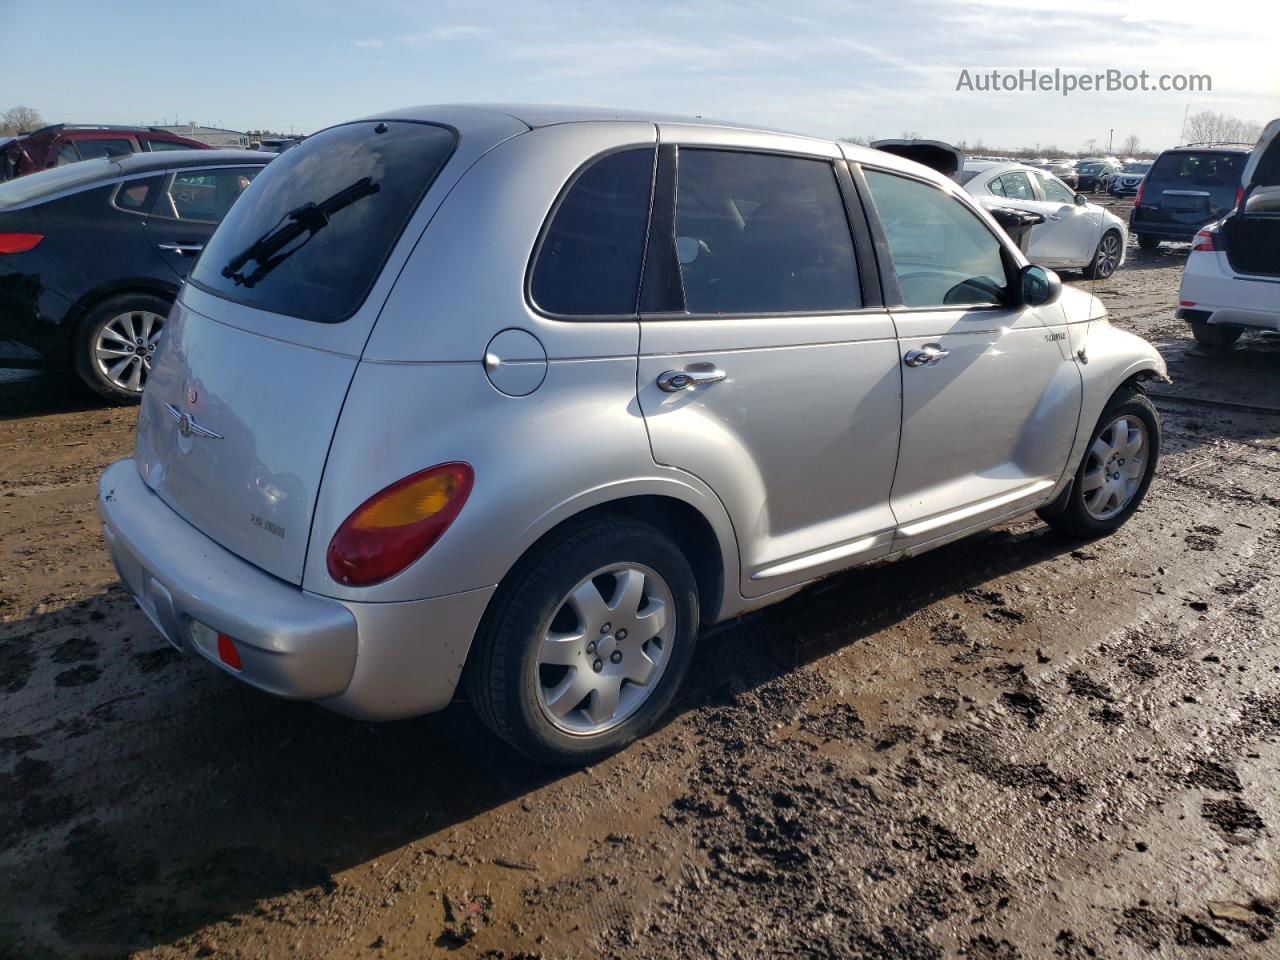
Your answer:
158;242;205;256
904;344;949;368
657;366;727;392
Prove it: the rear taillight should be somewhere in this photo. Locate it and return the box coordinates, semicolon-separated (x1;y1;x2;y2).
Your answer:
327;462;474;586
0;233;42;254
1133;181;1146;207
1191;228;1218;252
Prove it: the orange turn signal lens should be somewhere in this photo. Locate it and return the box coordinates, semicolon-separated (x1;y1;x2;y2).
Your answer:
326;462;474;586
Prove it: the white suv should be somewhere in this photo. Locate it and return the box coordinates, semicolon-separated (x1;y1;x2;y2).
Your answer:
1178;119;1280;348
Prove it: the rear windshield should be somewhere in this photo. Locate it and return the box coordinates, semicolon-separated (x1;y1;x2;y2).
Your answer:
190;121;456;323
956;169;980;185
0;157;117;208
1148;151;1245;188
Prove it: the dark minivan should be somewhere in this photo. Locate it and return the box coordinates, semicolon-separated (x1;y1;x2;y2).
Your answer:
1130;145;1249;249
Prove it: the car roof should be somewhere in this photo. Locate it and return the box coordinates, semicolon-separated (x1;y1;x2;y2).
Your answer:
107;148;269;173
1162;143;1253;154
356;103;959;189
375;102;799;136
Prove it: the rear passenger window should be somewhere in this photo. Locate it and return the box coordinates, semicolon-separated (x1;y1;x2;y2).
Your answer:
114;175;163;213
76;139;134;160
863;169;1008;309
530;148;655;316
999;172;1035;200
674;150;860;314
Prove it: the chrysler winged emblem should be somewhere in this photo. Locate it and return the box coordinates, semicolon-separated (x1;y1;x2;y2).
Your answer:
164;402;223;440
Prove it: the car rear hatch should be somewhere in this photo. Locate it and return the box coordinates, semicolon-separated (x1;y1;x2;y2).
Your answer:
872;139;965;180
1221;119;1280;277
1136;149;1246;231
132;110;526;584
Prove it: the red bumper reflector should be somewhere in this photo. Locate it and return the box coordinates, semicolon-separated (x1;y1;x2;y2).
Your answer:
216;633;242;670
0;233;42;254
1179;300;1196;307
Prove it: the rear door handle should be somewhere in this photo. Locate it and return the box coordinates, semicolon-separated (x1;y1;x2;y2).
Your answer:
657;366;727;392
158;242;204;256
904;344;949;368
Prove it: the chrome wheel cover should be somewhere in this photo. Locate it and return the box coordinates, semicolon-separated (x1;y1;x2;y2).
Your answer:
534;562;675;736
1082;415;1148;520
94;310;164;393
1095;234;1120;279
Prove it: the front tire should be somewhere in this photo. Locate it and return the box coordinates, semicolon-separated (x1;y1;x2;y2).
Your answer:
467;516;700;766
72;293;170;402
1039;387;1160;538
1190;321;1242;350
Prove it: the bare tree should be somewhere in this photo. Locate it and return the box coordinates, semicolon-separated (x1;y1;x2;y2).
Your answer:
1;105;43;135
840;134;873;146
900;130;921;141
1184;110;1262;145
1120;134;1141;156
1082;138;1098;155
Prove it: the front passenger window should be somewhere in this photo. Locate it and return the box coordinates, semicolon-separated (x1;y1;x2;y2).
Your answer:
863;169;1009;309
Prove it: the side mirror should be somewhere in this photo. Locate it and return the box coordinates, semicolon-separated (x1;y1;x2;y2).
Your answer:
1074;192;1089;207
1017;264;1062;308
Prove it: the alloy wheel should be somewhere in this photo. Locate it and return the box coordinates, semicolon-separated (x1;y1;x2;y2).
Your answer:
1095;234;1120;278
1081;415;1148;520
94;310;164;394
535;562;675;736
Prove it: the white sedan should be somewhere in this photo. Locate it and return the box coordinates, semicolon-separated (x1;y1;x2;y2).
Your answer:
960;161;1128;279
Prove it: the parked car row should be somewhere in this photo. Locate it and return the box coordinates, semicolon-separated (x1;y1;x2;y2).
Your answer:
84;104;1170;764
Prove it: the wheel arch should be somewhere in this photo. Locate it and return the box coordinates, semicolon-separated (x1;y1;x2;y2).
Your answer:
489;491;734;629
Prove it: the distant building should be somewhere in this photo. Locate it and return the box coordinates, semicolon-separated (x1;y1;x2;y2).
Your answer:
154;123;251;148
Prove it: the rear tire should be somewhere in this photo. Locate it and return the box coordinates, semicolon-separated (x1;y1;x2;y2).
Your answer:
72;292;171;403
1039;387;1160;539
1137;234;1160;251
1082;230;1122;279
1190;321;1242;350
467;516;700;766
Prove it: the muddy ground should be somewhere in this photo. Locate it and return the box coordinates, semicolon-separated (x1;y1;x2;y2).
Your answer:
2;209;1279;959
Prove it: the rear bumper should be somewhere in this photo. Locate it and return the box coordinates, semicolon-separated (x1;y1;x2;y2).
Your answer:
1178;255;1280;332
1128;212;1206;241
99;459;495;720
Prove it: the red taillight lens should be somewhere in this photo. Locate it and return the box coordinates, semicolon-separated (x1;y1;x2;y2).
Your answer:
0;233;42;254
1191;228;1218;252
217;633;242;670
1133;182;1146;207
327;462;474;586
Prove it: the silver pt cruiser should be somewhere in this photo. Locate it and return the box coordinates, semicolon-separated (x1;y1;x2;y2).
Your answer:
99;105;1167;764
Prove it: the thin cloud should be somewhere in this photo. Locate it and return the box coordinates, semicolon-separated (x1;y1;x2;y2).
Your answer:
352;38;383;48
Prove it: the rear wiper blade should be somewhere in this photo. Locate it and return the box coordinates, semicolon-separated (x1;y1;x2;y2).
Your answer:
221;176;380;289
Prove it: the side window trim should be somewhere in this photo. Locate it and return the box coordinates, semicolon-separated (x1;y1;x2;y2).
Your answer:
641;146;867;321
857;164;1020;313
524;143;659;322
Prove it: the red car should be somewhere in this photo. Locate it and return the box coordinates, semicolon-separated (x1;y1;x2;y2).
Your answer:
0;124;210;180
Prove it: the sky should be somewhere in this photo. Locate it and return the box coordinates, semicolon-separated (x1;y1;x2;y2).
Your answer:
3;0;1276;152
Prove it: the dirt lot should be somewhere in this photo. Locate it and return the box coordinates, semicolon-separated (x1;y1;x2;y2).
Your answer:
3;213;1280;959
